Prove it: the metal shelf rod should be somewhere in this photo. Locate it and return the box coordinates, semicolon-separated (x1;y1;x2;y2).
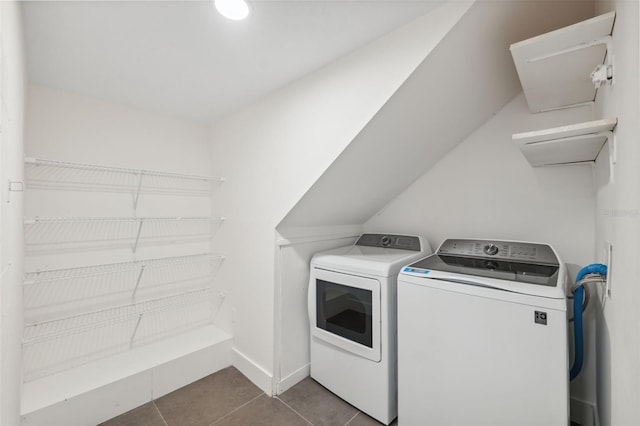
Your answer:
131;266;145;300
25;157;225;183
23;288;212;345
132;219;145;254
130;314;143;348
23;216;226;225
24;253;225;285
133;174;144;210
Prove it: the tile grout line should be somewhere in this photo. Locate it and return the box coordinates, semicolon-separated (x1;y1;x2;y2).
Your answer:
207;392;264;426
152;400;169;426
274;396;315;425
343;411;360;426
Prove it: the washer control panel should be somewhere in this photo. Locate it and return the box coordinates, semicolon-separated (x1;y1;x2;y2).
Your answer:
356;234;421;251
437;239;558;265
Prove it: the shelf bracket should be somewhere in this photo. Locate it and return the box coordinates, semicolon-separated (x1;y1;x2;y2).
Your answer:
597;130;616;165
130;313;143;348
591;36;614;88
7;180;24;203
591;63;613;88
597;130;616;183
131;265;146;300
133;173;144;211
132;219;144;254
1;264;11;279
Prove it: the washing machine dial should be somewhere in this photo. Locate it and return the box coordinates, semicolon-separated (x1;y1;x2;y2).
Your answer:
484;260;499;270
483;243;499;256
381;236;392;247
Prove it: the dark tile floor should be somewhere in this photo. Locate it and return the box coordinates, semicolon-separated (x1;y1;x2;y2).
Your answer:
99;366;392;426
100;366;581;426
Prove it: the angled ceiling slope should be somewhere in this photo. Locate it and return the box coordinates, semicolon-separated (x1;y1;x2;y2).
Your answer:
278;0;595;230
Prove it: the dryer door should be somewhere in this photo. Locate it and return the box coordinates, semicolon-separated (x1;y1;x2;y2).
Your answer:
309;268;381;362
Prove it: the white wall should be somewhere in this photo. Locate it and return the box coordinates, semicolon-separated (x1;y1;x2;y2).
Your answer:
592;1;640;424
209;2;473;393
0;2;27;424
26;85;211;175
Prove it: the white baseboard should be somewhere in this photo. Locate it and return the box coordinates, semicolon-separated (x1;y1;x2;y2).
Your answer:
22;326;232;426
571;397;598;426
276;363;309;395
231;347;274;396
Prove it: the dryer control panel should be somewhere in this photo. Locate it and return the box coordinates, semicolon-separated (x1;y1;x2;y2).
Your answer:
437;239;559;265
356;234;421;251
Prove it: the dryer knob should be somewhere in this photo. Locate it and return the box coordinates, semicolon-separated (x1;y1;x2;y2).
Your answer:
381;236;392;247
484;244;499;256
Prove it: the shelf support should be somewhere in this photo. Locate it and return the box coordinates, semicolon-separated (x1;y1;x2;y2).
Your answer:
130;314;143;348
131;265;146;300
132;219;144;254
133;173;144;210
7;180;24;204
598;130;616;164
597;130;616;183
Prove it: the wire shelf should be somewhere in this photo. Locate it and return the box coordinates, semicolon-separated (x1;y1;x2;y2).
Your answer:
24;253;225;320
23;216;224;225
23;289;214;382
24;157;225;198
24;216;225;253
22;159;226;381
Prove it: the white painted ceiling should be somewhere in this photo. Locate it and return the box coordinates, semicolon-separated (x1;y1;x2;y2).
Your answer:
21;0;444;123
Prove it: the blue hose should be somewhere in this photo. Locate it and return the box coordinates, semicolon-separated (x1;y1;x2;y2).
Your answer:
569;286;584;381
570;264;607;381
575;263;608;282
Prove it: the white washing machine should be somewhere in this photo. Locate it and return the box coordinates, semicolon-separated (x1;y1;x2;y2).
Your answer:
308;233;430;425
397;238;569;426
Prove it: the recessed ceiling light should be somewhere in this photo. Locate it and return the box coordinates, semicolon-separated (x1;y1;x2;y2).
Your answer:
214;0;250;21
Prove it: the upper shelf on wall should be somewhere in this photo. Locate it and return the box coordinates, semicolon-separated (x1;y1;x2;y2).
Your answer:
24;157;225;199
510;11;616;113
512;117;617;167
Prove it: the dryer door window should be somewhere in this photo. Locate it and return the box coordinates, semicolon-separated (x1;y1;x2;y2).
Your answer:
309;268;381;362
316;280;373;348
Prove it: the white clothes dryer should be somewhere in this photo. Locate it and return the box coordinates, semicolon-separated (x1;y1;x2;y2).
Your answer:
308;234;430;425
398;238;569;426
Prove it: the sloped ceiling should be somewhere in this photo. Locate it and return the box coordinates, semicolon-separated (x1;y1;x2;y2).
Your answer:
278;0;595;229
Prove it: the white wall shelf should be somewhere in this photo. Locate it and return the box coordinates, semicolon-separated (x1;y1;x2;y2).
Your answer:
513;118;617;166
24;253;225;321
25;157;225;207
24;216;224;253
22;150;227;387
510;11;616;112
22;288;214;381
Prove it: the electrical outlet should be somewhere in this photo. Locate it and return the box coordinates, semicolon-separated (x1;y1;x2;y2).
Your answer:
604;242;613;298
